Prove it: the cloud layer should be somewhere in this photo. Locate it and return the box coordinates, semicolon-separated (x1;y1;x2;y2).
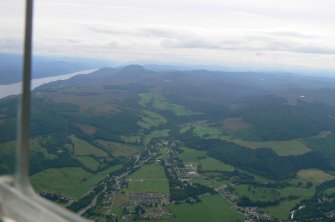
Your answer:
1;0;335;70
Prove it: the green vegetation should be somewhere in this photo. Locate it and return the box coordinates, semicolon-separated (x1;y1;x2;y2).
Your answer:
165;194;244;222
304;132;335;165
235;169;334;219
144;129;170;145
178;147;235;172
71;165;122;199
76;156;100;171
31;165;122;199
240;97;335;141
138;110;167;129
95;140;141;157
185;122;311;156
178;147;207;162
120;135;142;144
31;167;92;199
125;164;169;193
296;169;334;184
139;91;197;116
182;135;333;180
2;65;335;221
70;135;107;157
230;138;311;156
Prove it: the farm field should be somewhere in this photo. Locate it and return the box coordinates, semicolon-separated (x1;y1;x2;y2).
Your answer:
138;110;167;129
144;129;170;145
296;169;334;184
303;132;335;164
124;164;169;193
223;117;251;132
138;91;197;116
185;122;311;156
120;135;141;144
231;169;334;220
178;147;235;172
31;167;92;199
163;194;244;222
76;156;100;171
95;140;141;157
230;138;311;156
31;165;122;199
70;134;108;157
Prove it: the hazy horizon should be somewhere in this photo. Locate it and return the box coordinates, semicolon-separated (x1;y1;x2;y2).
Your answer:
1;0;335;73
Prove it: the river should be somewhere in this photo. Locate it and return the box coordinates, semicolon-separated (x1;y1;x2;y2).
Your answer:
0;68;99;100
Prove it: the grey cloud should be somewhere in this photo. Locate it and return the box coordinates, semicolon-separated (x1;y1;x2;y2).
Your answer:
160;31;335;55
87;24;335;55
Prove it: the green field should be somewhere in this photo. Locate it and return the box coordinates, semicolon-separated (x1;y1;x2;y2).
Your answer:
76;156;100;171
125;164;169;193
70;135;107;157
234;184;281;202
235;184;314;220
163;194;244;222
95;140;141;157
144;129;170;145
138;110;167;129
178;147;235;172
181;123;223;138
139;92;197;116
296;169;334;184
31;165;122;199
120;135;141;144
185;123;311;156
324;186;335;196
31;167;92;198
261;185;316;219
255;169;333;219
189;176;226;189
0;138;57;159
230;138;311;156
303;132;335;164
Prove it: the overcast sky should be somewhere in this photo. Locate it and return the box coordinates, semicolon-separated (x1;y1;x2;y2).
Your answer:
1;0;335;71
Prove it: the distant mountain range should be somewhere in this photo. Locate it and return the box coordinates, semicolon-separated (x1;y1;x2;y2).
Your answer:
0;53;113;84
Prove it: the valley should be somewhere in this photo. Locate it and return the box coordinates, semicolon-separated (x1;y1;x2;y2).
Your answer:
1;65;335;221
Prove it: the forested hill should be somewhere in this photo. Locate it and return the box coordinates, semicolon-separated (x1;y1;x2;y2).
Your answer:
1;65;335;179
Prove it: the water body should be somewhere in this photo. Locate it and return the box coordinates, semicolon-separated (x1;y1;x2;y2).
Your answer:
0;69;99;100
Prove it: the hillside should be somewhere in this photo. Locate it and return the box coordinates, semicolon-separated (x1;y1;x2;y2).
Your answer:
1;65;335;221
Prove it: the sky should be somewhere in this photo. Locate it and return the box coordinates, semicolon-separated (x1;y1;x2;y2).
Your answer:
1;0;335;71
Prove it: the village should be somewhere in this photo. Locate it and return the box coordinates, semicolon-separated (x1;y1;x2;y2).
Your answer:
73;138;281;222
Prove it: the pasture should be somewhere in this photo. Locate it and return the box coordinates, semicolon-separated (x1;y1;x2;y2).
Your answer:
138;110;167;129
95;140;141;157
165;194;244;222
144;129;170;145
178;147;235;172
139;91;197;116
125;164;169;193
76;156;100;171
70;135;107;157
184;122;311;156
31;165;122;200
